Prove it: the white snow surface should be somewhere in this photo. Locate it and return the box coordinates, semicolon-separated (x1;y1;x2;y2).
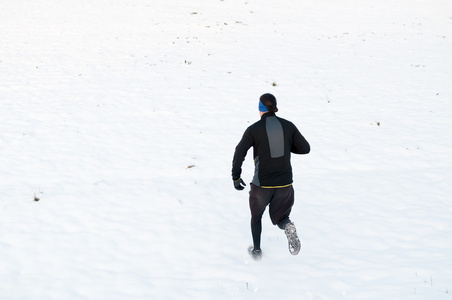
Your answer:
1;0;452;299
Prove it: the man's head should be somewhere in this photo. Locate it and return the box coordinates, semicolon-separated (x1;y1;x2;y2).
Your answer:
259;93;278;115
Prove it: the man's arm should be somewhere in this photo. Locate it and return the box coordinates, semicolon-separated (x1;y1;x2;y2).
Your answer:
291;124;310;154
232;129;253;181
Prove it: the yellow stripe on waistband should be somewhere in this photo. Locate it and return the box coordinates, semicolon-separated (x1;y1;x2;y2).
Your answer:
260;183;293;189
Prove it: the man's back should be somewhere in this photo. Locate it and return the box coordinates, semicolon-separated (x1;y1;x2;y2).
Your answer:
232;112;310;188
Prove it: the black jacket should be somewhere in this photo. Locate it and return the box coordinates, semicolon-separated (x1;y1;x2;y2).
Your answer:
232;112;310;188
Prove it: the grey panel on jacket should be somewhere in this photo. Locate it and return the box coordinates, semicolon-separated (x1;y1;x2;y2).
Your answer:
266;116;284;158
252;156;260;186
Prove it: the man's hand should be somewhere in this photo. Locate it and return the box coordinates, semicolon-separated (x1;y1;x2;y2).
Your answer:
233;178;246;190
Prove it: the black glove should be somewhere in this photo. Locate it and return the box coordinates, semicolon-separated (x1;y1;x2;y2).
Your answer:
233;178;246;190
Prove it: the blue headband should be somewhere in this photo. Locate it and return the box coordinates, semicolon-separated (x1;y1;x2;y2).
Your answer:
259;100;268;112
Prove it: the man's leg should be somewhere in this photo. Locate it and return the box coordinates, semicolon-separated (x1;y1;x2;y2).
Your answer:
269;185;301;255
251;220;262;251
269;185;294;227
249;184;273;251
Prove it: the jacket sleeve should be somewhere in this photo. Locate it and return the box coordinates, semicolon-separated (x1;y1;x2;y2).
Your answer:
232;128;253;181
291;124;310;154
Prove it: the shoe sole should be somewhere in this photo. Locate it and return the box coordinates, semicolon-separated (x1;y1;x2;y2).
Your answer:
285;223;301;255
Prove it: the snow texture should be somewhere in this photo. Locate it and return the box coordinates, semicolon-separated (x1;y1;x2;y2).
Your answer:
1;0;451;299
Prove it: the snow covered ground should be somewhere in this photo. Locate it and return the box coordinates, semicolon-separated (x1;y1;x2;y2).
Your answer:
1;0;451;299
